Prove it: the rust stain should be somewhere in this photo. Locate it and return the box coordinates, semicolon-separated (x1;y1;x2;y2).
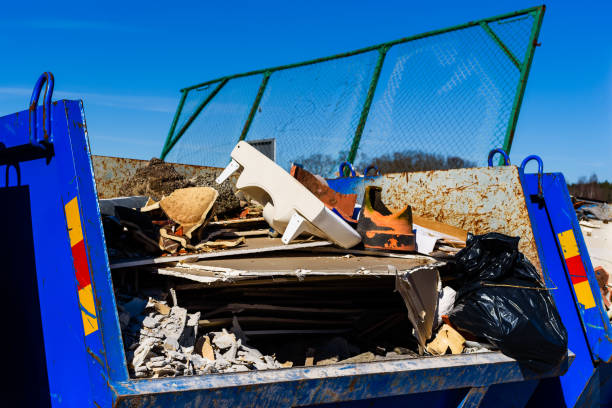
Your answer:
378;166;542;274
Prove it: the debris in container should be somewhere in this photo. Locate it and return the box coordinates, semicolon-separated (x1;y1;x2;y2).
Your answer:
434;286;456;329
446;232;568;372
114;260;467;379
357;186;416;252
159;187;218;239
119;294;291;377
216;141;361;248
413;214;468;255
189;173;242;217
290;164;357;221
393;264;440;351
119;158;191;201
426;324;465;355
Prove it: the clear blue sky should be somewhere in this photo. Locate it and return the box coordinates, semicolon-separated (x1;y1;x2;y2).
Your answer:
0;0;610;182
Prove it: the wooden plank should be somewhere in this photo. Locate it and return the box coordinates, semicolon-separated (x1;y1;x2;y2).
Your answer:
198;316;350;328
208;217;266;226
205;303;365;317
413;214;468;242
243;329;350;336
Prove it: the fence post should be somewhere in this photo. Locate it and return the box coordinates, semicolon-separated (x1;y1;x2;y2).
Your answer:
347;46;389;165
239;72;271;141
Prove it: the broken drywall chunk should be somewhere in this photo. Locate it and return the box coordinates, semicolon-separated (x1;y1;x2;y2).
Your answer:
212;329;236;350
223;339;241;362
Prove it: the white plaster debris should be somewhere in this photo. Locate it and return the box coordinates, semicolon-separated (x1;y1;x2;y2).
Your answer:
120;295;288;378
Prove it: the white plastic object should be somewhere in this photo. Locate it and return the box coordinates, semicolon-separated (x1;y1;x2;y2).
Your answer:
216;159;240;184
217;141;362;248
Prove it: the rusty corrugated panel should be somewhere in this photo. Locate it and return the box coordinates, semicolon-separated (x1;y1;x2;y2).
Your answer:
377;166;541;272
91;155;224;199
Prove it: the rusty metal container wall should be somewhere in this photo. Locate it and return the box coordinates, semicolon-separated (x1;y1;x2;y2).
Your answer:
91;156;227;199
92;157;540;271
378;166;541;272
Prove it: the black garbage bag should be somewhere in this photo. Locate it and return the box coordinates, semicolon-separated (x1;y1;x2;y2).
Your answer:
447;232;568;372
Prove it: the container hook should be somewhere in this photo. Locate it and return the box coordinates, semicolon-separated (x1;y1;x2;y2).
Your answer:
520;155;544;199
29;72;55;144
338;162;356;178
487;148;510;166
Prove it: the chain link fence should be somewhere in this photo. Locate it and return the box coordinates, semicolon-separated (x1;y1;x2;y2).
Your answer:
162;6;544;176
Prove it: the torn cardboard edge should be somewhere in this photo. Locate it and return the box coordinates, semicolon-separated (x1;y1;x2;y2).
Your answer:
153;260;442;285
110;239;333;270
393;264;440;353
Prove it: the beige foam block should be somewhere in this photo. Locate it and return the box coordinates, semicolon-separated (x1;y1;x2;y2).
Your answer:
160;187;219;238
426;324;465;356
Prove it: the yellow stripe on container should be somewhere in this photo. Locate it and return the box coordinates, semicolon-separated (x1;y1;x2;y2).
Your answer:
78;284;98;336
558;230;579;260
574;280;596;310
65;197;84;247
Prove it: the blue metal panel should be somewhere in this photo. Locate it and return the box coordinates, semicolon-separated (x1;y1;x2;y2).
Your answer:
519;169;612;407
55;100;129;382
51;99;123;406
0;104;96;406
111;352;572;407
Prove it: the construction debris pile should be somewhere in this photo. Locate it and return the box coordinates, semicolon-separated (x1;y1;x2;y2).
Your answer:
103;158;266;260
115;273;436;378
103;141;570;378
119;294;292;377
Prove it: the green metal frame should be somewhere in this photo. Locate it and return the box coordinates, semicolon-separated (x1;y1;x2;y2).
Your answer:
501;8;546;157
161;5;545;163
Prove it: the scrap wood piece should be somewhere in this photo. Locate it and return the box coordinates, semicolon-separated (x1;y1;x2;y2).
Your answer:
199;316;350;328
393;264;440;352
205;303;365;317
110;238;333;269
242;329;350;336
426;324;465;355
413;214;468;243
173;275;354;290
290;164;357;220
207;217;266;227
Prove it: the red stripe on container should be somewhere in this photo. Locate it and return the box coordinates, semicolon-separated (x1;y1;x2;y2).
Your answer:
71;239;91;290
566;255;586;275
